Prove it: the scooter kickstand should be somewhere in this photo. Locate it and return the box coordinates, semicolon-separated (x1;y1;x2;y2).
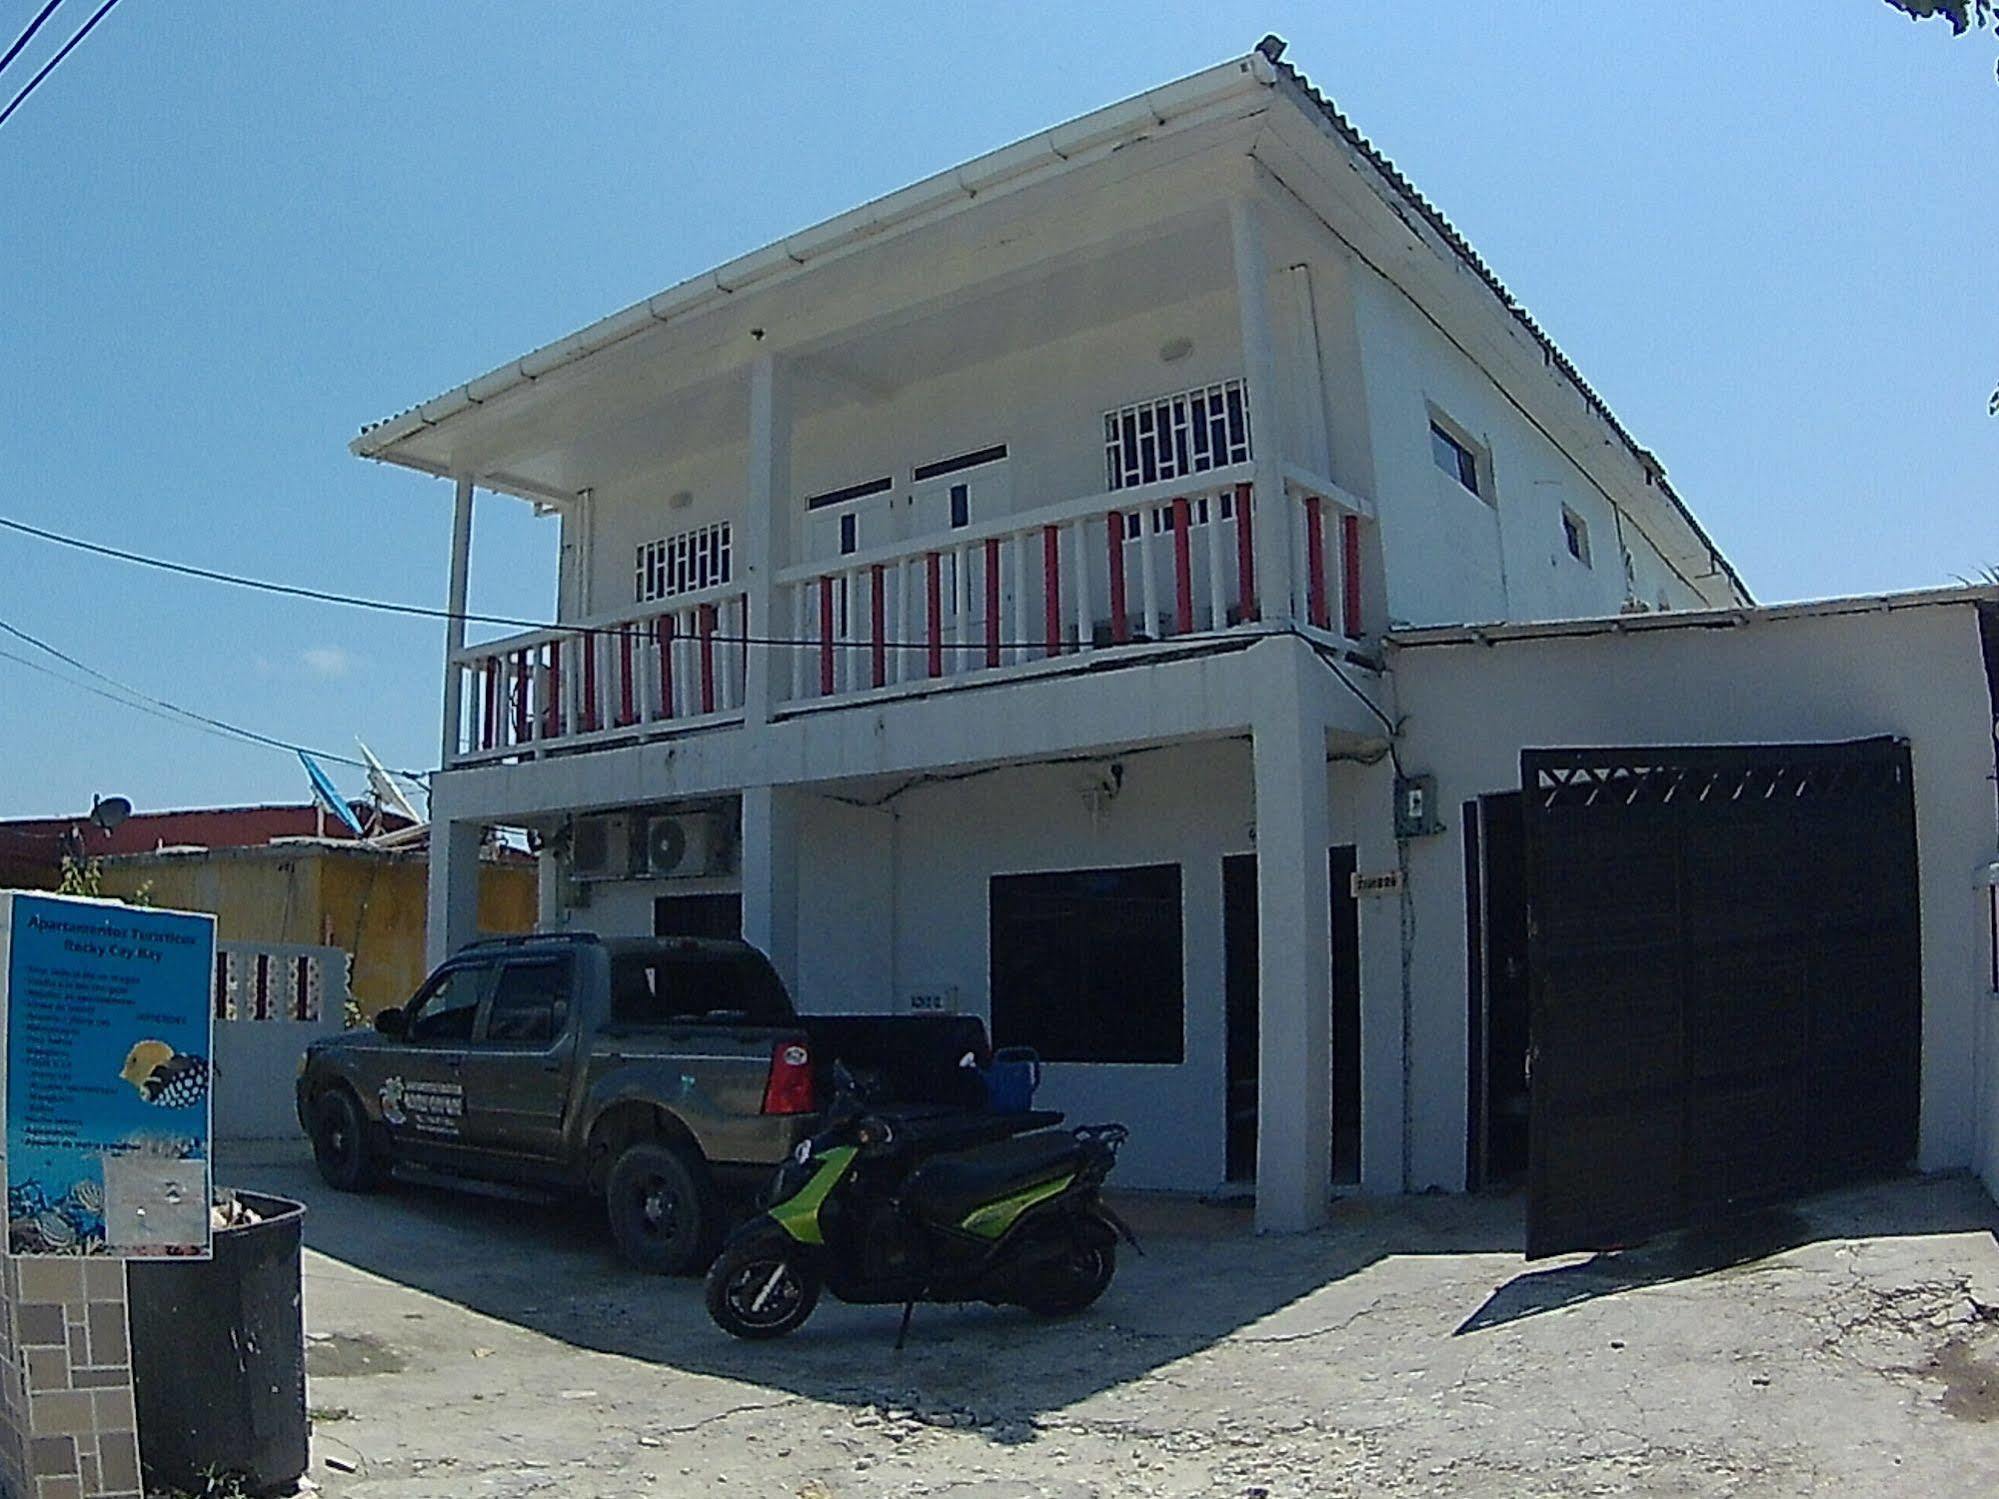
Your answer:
894;1300;915;1351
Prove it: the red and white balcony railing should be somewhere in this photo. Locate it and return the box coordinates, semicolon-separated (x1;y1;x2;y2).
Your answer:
448;585;747;763
443;467;1371;763
774;465;1369;706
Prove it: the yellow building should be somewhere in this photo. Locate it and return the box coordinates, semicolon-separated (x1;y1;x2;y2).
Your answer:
98;839;536;1018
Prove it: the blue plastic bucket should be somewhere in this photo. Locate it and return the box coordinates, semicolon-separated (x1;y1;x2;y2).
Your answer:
982;1047;1042;1113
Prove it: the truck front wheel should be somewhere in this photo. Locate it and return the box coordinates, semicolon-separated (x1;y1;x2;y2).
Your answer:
606;1141;718;1275
309;1088;384;1193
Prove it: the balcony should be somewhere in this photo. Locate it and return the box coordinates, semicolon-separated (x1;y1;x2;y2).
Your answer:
444;467;1370;768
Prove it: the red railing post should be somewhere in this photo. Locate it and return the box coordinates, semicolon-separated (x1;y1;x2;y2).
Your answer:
1042;525;1062;656
925;551;944;678
1304;494;1330;630
511;651;529;745
1171;496;1194;636
818;577;835;697
698;604;717;714
579;630;599;732
1234;482;1257;623
544;641;563;739
480;656;499;751
1106;510;1129;644
617;627;636;727
655;615;676;719
1341;513;1364;639
870;564;887;688
983;537;1001;667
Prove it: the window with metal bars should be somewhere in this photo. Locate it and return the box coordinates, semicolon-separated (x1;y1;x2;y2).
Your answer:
635;521;732;603
1103;378;1251;492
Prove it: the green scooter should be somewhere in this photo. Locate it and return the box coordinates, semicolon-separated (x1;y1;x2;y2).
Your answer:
705;1076;1135;1342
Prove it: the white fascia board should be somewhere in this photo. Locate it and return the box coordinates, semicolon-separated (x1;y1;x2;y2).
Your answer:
353;53;1274;470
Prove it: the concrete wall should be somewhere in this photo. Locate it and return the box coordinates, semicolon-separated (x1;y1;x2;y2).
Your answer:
1349;270;1720;627
98;848;537;1018
1388;601;1999;1191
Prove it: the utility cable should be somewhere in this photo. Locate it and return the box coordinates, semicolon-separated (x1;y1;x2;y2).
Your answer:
0;618;429;781
0;510;1250;654
0;1;65;79
0;0;121;130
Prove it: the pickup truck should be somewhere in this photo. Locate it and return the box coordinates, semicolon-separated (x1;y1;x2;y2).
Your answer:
296;932;1000;1273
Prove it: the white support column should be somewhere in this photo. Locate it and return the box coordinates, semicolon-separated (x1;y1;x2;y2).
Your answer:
440;475;475;765
536;848;563;932
743;354;791;725
425;818;485;970
1231;193;1295;623
1251;640;1335;1232
1351;755;1407;1195
740;784;801;992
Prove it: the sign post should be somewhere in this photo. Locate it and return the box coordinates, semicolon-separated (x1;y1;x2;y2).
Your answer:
0;891;216;1259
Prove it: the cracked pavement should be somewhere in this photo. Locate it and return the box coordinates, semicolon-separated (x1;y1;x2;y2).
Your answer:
238;1157;1999;1498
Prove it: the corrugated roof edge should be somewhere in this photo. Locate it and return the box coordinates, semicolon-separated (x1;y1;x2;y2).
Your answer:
1263;48;1752;607
349;52;1276;464
1385;584;1999;651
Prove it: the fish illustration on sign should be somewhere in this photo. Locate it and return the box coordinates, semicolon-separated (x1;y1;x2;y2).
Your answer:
119;1040;210;1108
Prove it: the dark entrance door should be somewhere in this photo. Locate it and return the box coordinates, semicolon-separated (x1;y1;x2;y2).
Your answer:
654;893;743;940
1521;739;1922;1258
1222;848;1361;1185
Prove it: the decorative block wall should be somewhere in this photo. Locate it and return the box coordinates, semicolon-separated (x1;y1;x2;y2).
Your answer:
0;1258;141;1499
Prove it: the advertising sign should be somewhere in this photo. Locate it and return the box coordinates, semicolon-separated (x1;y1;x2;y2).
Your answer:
0;892;216;1259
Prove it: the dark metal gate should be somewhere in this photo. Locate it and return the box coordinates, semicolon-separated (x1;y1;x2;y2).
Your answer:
1521;739;1922;1258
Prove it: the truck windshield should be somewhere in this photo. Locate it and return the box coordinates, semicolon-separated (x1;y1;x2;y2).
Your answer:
609;951;792;1026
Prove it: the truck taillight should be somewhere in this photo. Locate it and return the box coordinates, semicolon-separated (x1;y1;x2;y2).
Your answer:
761;1041;816;1115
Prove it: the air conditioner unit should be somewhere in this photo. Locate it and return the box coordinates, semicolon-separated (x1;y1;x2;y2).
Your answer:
570;814;634;881
643;813;725;879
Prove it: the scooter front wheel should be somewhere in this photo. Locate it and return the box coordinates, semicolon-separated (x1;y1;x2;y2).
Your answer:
706;1240;824;1340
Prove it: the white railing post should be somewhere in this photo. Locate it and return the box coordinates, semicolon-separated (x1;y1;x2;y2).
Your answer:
440;475;475;764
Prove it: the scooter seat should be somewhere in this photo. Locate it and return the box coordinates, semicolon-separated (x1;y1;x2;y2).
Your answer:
901;1130;1087;1228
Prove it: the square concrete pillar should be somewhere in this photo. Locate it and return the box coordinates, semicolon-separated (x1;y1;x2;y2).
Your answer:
1251;642;1335;1232
424;819;485;970
740;786;801;992
0;1257;142;1499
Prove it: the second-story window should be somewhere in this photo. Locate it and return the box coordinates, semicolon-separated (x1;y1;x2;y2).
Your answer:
636;521;732;604
1429;419;1483;498
1104;378;1251;492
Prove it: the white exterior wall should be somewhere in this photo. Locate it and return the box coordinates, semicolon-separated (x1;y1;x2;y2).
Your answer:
1389;602;1999;1192
1349;271;1715;629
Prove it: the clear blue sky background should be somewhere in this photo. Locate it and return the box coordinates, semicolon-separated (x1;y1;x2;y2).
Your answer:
1;1;1993;818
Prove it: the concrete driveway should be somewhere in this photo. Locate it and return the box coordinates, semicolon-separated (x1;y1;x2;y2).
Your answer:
241;1157;1999;1498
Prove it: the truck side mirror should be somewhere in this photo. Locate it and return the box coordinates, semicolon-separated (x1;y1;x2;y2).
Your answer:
374;1007;408;1038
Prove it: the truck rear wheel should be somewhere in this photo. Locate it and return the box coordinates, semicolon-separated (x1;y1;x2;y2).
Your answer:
309;1088;383;1193
606;1141;718;1275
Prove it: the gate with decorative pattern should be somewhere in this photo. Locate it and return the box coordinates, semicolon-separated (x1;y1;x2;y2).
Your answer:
1520;739;1922;1258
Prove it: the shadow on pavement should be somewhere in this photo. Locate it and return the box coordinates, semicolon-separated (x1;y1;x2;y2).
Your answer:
246;1159;1523;1423
1456;1172;1999;1336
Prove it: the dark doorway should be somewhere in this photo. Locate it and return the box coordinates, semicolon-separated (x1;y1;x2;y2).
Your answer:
1521;739;1922;1258
1221;848;1361;1185
1465;793;1530;1190
653;892;742;940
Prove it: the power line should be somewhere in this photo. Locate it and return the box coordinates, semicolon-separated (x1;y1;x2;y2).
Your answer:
0;510;1248;654
0;1;65;78
0;0;121;132
0;617;430;782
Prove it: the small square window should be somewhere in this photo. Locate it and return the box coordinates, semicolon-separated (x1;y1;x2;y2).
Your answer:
949;483;970;529
1430;421;1481;497
839;512;858;555
1561;506;1590;566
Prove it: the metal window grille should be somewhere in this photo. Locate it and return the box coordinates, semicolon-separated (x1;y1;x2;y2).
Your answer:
1103;379;1251;492
635;522;733;604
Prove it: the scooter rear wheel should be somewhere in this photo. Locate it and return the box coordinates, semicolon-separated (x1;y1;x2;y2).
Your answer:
706;1241;823;1340
1020;1240;1116;1317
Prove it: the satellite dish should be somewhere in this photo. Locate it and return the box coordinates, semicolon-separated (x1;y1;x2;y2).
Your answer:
89;795;131;834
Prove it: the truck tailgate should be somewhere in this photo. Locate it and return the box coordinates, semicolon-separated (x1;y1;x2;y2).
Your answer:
798;1015;991;1109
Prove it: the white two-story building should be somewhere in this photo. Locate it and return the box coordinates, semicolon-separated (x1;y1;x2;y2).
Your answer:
356;40;1999;1242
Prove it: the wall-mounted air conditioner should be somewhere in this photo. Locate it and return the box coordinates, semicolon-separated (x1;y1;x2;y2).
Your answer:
570;814;633;881
643;813;728;879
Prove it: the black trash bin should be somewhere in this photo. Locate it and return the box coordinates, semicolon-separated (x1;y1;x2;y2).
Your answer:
127;1190;308;1496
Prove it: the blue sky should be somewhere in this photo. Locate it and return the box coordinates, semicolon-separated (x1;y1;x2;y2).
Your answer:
1;2;1993;817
